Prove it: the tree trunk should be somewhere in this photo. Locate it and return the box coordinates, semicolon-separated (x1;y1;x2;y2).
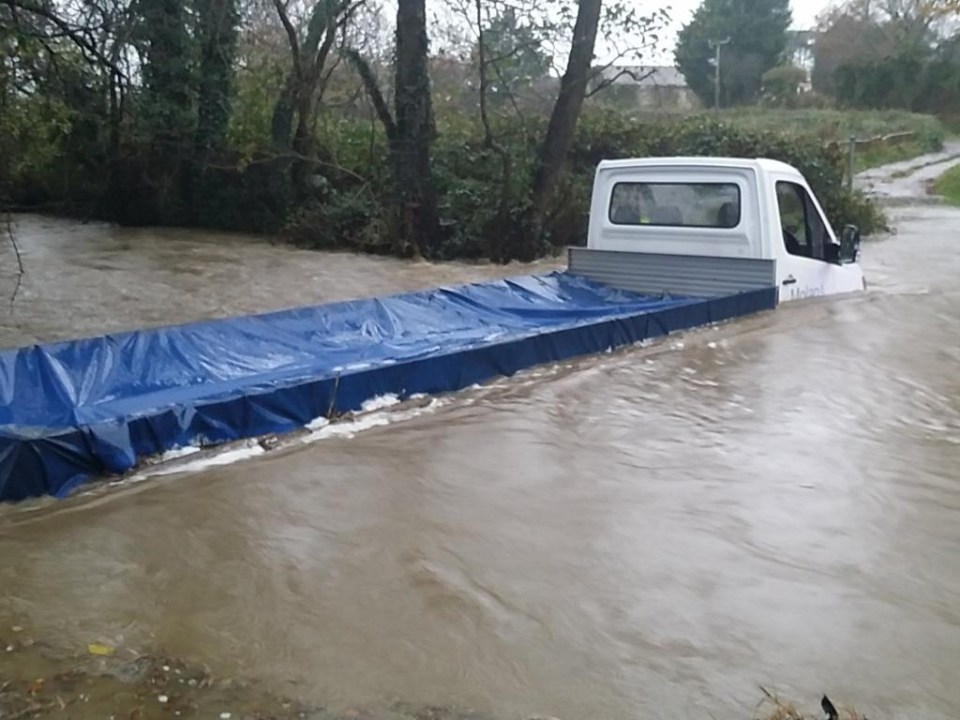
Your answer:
290;69;318;190
271;0;341;194
141;0;194;140
270;0;335;150
519;0;602;259
393;0;442;258
475;0;513;262
140;0;195;223
270;75;297;149
195;0;238;158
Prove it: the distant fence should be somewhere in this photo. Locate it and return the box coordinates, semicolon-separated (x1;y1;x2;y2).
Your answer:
826;131;918;191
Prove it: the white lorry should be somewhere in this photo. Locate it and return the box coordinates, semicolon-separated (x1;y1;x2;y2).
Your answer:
0;155;869;501
568;157;865;304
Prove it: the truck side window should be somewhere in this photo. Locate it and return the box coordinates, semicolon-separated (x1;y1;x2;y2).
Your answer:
776;182;829;261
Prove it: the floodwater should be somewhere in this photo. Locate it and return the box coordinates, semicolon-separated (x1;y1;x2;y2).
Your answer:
1;207;959;720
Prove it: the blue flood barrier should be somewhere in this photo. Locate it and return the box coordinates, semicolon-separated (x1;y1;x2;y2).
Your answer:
0;271;777;501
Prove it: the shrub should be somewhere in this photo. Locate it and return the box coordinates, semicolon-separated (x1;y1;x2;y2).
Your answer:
283;108;890;260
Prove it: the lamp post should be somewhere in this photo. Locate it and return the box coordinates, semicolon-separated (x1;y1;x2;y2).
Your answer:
708;37;731;110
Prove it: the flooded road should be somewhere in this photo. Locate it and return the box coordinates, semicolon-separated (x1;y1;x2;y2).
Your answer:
0;215;560;347
1;207;959;719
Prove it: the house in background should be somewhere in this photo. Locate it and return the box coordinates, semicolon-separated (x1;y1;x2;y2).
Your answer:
589;65;701;112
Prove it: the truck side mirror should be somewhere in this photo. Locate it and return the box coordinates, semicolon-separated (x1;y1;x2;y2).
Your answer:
839;224;860;264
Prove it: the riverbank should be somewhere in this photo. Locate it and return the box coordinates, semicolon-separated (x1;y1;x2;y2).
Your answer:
7;109;931;262
932;163;960;204
0;624;859;720
855;140;960;205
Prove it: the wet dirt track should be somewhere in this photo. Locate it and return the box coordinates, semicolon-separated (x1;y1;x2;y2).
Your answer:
0;205;958;720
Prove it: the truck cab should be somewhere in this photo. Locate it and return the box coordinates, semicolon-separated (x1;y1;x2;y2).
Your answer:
569;157;865;304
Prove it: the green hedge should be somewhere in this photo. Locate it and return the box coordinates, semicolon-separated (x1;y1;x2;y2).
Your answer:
287;109;886;261
7;100;892;261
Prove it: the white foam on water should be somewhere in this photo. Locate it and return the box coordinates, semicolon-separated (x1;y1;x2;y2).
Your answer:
156;446;202;462
123;396;447;484
107;331;695;489
360;393;401;412
306;416;331;431
128;443;265;481
300;398;444;445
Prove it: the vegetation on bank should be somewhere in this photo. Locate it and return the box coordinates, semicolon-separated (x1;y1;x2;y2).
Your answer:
3;96;910;261
933;164;960;205
714;108;946;175
855;139;942;172
1;0;948;263
282;108;899;260
713;108;945;143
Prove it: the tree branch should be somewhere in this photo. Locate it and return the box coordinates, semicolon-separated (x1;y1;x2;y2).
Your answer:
344;48;396;141
486;39;544;65
271;0;302;78
474;0;515;260
317;22;350;103
208;150;369;182
488;55;528;123
585;66;656;98
3;212;24;310
476;0;495;149
312;14;340;79
1;0;126;78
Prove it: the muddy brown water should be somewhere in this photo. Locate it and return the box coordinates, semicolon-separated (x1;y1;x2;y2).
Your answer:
0;211;958;719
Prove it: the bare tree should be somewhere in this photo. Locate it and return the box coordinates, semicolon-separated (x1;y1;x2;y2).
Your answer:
473;0;514;260
346;0;442;258
271;0;367;190
517;0;602;260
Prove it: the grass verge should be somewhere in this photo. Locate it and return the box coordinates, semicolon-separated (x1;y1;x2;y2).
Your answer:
714;108;945;146
856;140;935;172
933;163;960;204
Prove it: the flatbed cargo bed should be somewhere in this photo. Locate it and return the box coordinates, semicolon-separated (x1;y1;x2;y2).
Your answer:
0;271;776;501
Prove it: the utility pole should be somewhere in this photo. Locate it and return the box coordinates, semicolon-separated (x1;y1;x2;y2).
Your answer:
708;37;731;111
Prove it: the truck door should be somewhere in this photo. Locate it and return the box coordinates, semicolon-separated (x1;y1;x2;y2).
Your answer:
774;180;863;302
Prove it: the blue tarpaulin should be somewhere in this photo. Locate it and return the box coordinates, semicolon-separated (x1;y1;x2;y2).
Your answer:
0;271;776;501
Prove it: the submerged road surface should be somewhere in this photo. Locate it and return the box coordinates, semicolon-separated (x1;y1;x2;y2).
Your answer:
0;198;959;719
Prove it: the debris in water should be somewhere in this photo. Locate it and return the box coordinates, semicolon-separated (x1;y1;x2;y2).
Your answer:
158;694;169;704
220;713;233;719
88;643;116;656
26;679;44;696
821;695;839;720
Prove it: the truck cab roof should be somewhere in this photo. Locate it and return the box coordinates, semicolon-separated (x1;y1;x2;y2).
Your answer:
596;156;803;179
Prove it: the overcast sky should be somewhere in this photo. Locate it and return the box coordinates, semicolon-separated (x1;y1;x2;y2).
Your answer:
419;0;840;66
604;0;837;64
